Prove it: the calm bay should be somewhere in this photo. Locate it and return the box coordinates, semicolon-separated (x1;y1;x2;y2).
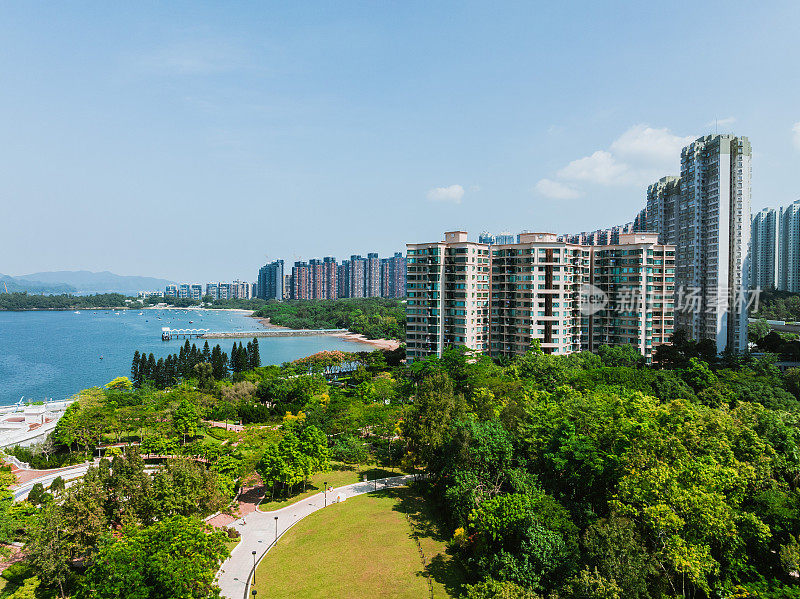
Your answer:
0;309;360;406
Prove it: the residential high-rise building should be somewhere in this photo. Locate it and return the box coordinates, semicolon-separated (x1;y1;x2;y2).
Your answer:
257;260;284;301
350;255;366;298
338;260;350;298
366;252;380;297
490;232;586;356
217;283;232;300
478;232;495;245
231;280;251;299
178;284;191;299
645;176;681;243
406;231;673;363
283;274;291;299
392;252;407;298
380;252;407;298
324;257;338;300
165;284;178;298
779;200;800;292
751;208;779;291
585;232;675;358
205;283;218;299
190;284;203;301
309;259;326;299
644;134;751;354
406;231;491;360
291;261;311;300
380;258;391;298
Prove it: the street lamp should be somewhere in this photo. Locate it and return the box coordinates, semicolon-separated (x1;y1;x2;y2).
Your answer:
324;481;327;507
251;551;257;586
274;516;279;542
252;590;257;597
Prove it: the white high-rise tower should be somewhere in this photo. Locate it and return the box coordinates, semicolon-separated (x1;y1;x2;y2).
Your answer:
646;134;751;354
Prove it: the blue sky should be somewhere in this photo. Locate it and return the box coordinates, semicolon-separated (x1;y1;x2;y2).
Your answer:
2;1;799;282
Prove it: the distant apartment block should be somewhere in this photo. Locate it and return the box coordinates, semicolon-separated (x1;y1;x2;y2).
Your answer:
257;260;284;301
778;200;800;292
406;231;673;363
137;290;165;299
752;207;779;290
366;252;380;297
275;252;406;300
749;199;800;293
324;257;338;300
349;255;366;298
337;260;350;298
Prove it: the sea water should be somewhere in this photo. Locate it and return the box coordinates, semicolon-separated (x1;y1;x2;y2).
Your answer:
0;309;359;406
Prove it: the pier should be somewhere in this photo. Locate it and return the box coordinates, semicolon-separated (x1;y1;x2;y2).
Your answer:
161;327;210;340
161;327;347;340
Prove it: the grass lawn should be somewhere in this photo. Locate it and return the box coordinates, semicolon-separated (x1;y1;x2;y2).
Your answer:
257;462;407;511
251;485;464;599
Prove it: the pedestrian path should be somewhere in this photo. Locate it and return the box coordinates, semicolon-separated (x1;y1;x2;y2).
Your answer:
216;474;416;599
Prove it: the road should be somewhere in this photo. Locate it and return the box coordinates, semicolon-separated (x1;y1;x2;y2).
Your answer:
216;474;416;599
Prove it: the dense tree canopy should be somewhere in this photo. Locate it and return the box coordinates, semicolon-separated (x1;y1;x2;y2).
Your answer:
254;297;405;340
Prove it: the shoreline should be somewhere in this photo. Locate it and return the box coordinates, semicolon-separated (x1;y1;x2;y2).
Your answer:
251;316;400;350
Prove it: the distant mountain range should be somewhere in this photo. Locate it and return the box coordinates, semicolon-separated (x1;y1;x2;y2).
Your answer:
1;271;176;296
0;274;76;294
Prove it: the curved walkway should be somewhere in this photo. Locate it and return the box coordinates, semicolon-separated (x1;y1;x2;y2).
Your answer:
10;462;96;501
216;474;416;599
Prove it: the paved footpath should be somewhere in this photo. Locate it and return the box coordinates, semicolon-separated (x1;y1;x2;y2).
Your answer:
10;462;97;501
216;474;416;599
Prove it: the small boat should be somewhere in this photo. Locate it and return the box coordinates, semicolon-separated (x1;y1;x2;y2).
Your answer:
74;311;80;314
99;355;104;360
189;320;194;324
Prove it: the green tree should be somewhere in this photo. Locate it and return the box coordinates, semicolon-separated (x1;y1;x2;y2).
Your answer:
403;371;464;465
81;516;229;599
172;399;199;444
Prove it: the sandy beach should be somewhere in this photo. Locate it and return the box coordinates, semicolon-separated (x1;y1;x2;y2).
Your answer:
251;316;400;350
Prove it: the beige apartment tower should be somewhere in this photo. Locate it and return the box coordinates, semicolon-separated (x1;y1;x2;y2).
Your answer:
406;231;674;362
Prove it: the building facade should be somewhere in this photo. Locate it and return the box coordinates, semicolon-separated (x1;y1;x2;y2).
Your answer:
779;200;800;292
407;231;673;363
644;134;751;354
751;208;779;291
366;252;380;297
257;260;284;301
585;233;675;358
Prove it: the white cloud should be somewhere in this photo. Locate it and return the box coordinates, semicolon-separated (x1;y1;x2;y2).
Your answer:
706;117;737;128
609;125;694;167
427;184;465;203
793;122;800;149
557;151;629;186
544;124;694;189
534;178;582;200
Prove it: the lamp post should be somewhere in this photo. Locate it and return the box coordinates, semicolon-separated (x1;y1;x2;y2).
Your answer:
251;550;257;587
252;590;257;598
324;481;328;507
274;516;278;542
